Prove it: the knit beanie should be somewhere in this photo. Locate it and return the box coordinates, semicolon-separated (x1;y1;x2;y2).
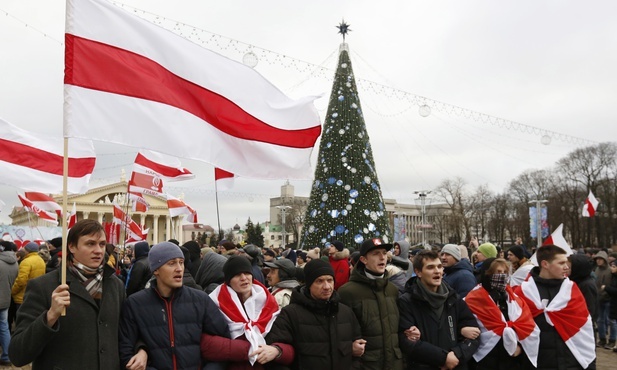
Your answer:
508;245;525;260
458;245;469;259
223;256;253;285
304;259;335;289
148;241;184;272
441;244;461;261
332;241;345;252
24;242;39;253
478;243;498;258
48;237;62;250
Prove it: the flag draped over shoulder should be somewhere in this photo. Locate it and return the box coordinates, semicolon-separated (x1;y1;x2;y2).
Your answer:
64;0;322;179
582;190;598;217
518;277;595;369
0;118;95;194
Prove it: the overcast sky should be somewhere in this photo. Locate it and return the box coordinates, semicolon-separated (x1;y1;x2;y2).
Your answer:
1;0;616;230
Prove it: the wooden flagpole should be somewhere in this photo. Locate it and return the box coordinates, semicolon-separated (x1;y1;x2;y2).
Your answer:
60;137;69;315
214;179;223;241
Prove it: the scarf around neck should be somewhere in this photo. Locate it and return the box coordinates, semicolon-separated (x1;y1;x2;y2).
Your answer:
68;260;104;300
417;278;448;319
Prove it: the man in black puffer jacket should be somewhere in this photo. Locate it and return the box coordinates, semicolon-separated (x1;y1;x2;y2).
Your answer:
119;242;230;369
398;250;479;370
267;259;365;369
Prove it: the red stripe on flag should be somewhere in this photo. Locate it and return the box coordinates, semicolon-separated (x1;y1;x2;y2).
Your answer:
65;34;321;149
585;199;596;217
0;138;95;177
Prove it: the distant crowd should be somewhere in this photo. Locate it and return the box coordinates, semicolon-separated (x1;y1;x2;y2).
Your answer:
0;219;614;369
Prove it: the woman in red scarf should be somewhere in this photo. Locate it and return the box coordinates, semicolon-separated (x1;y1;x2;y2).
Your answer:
201;256;294;369
464;258;539;370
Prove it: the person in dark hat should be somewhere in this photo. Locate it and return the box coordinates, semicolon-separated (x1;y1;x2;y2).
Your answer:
119;241;230;370
243;244;266;285
508;245;533;287
264;259;299;308
327;241;350;290
182;240;202;278
267;259;366;369
45;237;63;273
338;238;403;370
201;256;293;369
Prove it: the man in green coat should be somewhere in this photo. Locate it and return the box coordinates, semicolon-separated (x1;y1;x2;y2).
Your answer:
338;238;403;370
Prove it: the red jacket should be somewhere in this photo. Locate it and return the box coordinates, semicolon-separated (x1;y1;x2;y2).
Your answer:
201;333;294;370
329;249;350;290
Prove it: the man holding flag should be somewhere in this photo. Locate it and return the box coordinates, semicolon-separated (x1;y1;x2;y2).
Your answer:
9;219;125;370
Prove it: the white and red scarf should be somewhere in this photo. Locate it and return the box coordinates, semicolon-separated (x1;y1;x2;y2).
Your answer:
209;280;280;365
465;285;539;366
518;277;596;369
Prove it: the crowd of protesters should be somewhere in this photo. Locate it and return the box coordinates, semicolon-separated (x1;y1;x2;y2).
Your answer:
0;218;612;369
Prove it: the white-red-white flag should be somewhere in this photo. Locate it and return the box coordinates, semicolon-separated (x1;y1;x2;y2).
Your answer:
17;194;58;224
582;190;599;217
134;150;194;182
67;202;77;229
215;167;235;191
0;118;95;194
127;191;149;213
112;204;147;241
166;194;198;223
64;0;321;180
23;192;63;215
530;223;573;266
128;172;164;198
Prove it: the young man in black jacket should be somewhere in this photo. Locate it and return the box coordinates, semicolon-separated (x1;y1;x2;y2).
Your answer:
398;250;480;370
267;259;365;369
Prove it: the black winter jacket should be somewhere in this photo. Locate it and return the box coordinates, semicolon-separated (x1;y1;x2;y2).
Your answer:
267;286;362;369
568;254;598;322
398;277;480;370
603;273;617;320
125;244;152;296
119;281;230;370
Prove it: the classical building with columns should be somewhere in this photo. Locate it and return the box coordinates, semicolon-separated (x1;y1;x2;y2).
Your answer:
9;181;187;245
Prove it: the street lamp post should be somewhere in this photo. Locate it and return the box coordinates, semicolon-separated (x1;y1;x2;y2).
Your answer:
276;205;292;248
528;199;548;250
414;190;432;249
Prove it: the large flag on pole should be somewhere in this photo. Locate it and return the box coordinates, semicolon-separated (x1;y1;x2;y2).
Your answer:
64;0;321;180
0;118;95;194
112;204;147;241
582;190;598;217
67;202;77;229
17;194;58;224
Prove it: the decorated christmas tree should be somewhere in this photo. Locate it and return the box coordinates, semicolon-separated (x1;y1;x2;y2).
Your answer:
300;23;391;249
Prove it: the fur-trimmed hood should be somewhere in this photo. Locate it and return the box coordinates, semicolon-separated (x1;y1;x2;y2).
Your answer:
330;247;350;261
